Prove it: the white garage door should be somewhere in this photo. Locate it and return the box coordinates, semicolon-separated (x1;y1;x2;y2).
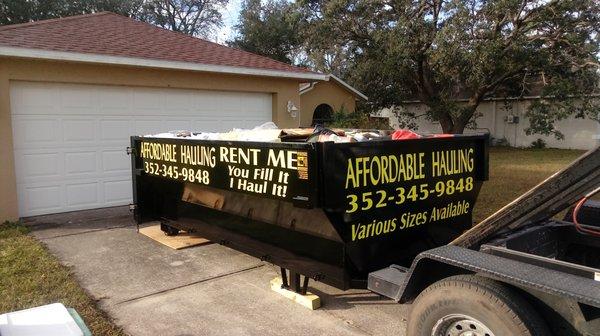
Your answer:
11;81;272;217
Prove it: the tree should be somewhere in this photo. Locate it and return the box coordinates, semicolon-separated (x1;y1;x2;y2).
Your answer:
228;0;302;64
298;0;600;135
0;0;143;25
0;0;228;40
138;0;228;39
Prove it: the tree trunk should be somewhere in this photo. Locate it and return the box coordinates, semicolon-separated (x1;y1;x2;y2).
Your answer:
439;105;477;134
450;121;467;134
439;116;454;134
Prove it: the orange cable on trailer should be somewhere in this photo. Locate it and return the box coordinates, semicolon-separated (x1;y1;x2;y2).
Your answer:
572;186;600;237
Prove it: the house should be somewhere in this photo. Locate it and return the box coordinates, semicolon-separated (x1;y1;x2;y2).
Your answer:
0;12;366;220
375;98;600;150
300;75;368;125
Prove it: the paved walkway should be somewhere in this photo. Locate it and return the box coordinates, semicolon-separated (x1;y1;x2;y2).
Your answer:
25;207;409;336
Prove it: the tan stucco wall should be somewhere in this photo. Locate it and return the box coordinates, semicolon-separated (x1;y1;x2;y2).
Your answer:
0;62;17;221
0;57;305;220
299;81;357;127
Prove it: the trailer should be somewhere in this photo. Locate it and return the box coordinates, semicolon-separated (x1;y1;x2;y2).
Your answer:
129;130;600;336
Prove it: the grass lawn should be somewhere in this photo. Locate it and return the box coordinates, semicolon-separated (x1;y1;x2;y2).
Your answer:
0;222;127;336
472;147;585;223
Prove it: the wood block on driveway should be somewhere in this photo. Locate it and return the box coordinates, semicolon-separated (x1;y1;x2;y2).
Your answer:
139;224;212;250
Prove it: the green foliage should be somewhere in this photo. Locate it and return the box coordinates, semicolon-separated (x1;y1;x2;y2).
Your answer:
0;221;28;239
526;97;600;139
0;0;228;39
233;0;600;136
228;0;301;63
300;0;600;135
0;0;144;25
137;0;228;38
329;106;391;130
0;222;126;335
530;138;547;149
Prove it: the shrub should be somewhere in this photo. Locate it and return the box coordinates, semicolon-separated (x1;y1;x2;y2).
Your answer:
328;107;391;129
530;138;547;149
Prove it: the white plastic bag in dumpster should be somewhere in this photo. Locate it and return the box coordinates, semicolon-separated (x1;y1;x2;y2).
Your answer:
146;122;282;142
0;303;83;336
219;122;281;142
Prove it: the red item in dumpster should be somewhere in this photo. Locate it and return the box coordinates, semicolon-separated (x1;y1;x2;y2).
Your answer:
391;129;421;140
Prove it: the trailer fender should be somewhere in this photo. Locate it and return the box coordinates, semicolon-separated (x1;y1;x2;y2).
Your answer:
397;245;600;309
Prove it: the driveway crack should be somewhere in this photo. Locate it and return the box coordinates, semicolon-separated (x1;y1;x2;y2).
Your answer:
36;225;133;240
114;263;265;305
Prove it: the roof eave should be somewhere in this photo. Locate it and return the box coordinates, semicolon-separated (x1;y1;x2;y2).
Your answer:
0;46;328;81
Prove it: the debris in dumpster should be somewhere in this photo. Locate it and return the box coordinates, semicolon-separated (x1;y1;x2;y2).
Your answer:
146;122;282;142
307;126;352;143
144;123;438;144
391;129;421;140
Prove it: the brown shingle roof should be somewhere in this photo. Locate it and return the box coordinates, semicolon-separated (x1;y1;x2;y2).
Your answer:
0;12;317;77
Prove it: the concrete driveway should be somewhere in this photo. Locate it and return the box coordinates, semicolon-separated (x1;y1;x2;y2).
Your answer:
25;207;409;336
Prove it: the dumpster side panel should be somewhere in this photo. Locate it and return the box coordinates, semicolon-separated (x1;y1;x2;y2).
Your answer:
321;136;488;274
130;136;350;288
130;135;489;289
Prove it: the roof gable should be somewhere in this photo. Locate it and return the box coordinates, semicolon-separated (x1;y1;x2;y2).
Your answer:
300;75;368;101
0;12;324;80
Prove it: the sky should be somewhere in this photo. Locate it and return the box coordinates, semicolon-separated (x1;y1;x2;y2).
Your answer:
216;0;243;44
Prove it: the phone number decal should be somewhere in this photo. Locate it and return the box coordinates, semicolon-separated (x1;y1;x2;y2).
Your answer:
345;177;474;213
144;161;210;184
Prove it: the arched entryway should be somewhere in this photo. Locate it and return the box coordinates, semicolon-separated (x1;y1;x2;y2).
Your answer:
312;104;333;126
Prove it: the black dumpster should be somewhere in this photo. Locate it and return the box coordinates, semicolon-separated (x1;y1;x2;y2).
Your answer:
130;133;489;290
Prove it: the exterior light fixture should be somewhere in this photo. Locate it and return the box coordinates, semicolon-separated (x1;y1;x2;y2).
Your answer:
287;101;299;118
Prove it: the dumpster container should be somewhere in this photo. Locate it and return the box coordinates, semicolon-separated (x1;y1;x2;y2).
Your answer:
130;132;489;290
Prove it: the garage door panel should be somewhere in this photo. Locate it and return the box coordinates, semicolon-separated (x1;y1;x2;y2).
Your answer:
165;119;193;131
246;117;273;124
133;119;165;135
104;180;132;204
63;119;96;142
220;99;244;113
16;152;61;180
60;86;95;113
11;81;272;216
191;92;221;113
65;151;97;174
10;83;59;115
102;150;130;173
12;118;60;147
193;119;221;132
21;184;63;215
240;94;271;113
97;87;132;110
100;119;132;141
65;182;99;207
133;89;165;111
164;91;192;111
